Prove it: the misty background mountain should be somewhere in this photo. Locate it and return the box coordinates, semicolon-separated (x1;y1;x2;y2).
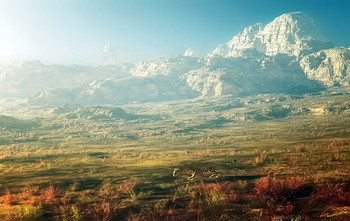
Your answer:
0;12;349;108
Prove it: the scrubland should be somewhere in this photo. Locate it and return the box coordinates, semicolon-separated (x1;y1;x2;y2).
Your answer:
0;91;350;220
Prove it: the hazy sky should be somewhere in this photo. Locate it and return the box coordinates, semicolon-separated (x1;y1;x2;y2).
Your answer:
0;0;349;65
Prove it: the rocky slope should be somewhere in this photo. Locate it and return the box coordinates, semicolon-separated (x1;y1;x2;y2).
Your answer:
130;56;204;77
2;12;349;107
300;47;350;86
61;106;140;121
29;54;324;106
211;12;332;58
28;56;203;106
183;55;323;97
0;115;39;129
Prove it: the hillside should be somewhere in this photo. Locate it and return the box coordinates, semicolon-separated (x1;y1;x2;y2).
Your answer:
1;12;349;108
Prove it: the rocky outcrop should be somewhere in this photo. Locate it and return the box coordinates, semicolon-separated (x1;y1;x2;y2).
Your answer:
14;12;350;106
130;56;204;77
300;47;350;86
211;12;332;58
30;74;200;106
182;56;323;97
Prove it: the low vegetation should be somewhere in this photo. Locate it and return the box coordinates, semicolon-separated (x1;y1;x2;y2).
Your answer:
0;91;350;220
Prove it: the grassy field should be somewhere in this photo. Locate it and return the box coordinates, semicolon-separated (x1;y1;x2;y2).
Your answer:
0;91;350;220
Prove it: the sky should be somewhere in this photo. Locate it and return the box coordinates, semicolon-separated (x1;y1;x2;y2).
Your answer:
0;0;349;65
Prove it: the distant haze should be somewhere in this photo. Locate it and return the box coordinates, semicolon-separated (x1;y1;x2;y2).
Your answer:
0;0;349;65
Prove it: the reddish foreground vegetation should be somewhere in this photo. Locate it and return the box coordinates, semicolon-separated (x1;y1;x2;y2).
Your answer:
1;177;350;220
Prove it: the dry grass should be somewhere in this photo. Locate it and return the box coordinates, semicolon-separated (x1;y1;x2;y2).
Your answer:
186;181;237;220
320;206;350;219
117;181;138;195
1;97;350;220
57;204;84;221
288;156;298;167
254;151;268;166
140;200;175;221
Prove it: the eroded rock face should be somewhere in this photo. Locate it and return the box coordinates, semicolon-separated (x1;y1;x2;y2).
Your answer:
30;74;200;106
183;67;224;96
130;56;204;77
181;56;323;97
16;12;350;106
300;47;350;86
211;12;332;58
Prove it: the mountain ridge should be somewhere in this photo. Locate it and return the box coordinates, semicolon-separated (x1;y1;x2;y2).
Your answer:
211;11;332;58
1;12;349;107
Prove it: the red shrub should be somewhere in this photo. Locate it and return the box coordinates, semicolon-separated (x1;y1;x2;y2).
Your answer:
254;176;307;217
42;184;60;203
88;200;118;221
313;183;350;206
2;189;17;206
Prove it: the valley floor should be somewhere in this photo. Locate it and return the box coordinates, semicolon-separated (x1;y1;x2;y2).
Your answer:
0;91;350;220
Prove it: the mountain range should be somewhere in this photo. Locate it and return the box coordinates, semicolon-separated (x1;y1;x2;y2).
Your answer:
1;11;349;107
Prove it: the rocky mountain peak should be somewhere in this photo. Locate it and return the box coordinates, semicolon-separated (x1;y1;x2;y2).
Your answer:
211;12;332;58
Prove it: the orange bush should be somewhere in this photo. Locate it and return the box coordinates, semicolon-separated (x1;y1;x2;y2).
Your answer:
2;189;17;206
88;200;117;221
42;184;61;203
17;186;42;206
254;176;307;217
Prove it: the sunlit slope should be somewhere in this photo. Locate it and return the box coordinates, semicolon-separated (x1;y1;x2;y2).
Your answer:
0;115;39;130
1;12;349;107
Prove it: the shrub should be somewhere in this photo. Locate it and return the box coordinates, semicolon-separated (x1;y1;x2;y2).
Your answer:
312;182;350;206
2;189;17;206
18;186;42;206
58;204;84;221
254;176;308;218
88;200;118;221
188;181;237;220
288;156;298;167
117;181;137;195
42;184;60;203
254;151;268;166
6;205;43;220
140;200;175;221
